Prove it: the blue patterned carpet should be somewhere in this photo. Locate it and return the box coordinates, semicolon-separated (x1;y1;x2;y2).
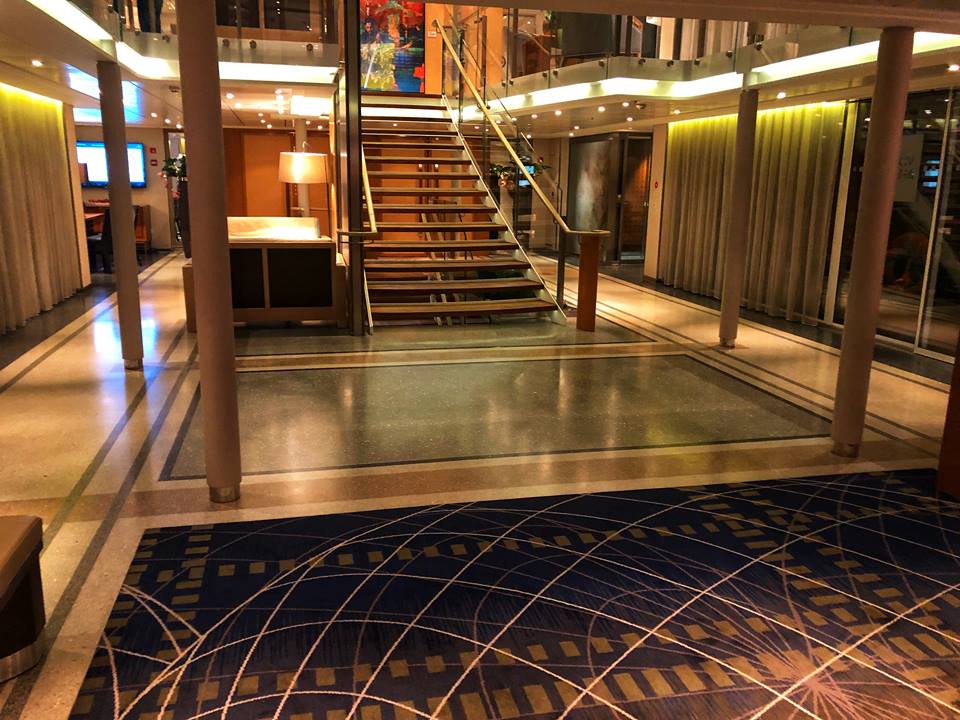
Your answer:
70;471;960;719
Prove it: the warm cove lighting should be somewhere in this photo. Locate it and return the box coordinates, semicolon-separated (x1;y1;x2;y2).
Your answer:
752;32;960;84
25;0;111;42
469;74;742;119
116;45;337;85
279;152;328;184
668;100;845;127
290;95;334;117
0;81;61;106
117;43;177;80
219;62;337;84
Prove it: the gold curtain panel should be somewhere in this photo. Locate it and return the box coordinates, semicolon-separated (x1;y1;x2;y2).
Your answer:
0;84;81;334
659;102;845;324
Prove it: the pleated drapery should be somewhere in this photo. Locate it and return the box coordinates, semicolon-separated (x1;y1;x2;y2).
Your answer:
659;102;845;325
0;84;81;334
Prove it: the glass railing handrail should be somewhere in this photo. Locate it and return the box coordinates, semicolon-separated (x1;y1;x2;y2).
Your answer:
435;18;606;239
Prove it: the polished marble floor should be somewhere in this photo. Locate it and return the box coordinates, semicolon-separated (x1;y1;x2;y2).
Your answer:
167;355;830;479
233;316;650;357
0;253;950;720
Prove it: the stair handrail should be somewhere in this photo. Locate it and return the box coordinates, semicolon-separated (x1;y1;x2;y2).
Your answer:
360;148;378;235
433;19;607;244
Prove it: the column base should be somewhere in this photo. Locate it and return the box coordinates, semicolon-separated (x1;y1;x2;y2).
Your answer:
719;337;736;349
832;441;860;458
0;633;44;683
124;358;144;371
209;485;240;503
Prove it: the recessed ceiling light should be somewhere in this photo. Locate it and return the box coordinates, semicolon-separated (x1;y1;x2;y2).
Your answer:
225;92;235;99
258;112;264;117
949;63;960;72
573;125;580;130
626;116;633;122
267;123;273;129
275;89;284;95
392;122;398;127
164;118;171;124
235;102;243;108
554;109;562;116
776;91;787;100
621;101;629;107
260;119;266;124
925;108;933;115
672;109;681;115
598;105;605;112
150;112;158;118
531;113;538;119
306;120;311;125
568;131;574;137
176;123;182;129
526;132;532;138
31;59;43;67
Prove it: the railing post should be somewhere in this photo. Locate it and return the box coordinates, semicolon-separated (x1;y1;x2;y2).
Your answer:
457;29;465;124
344;0;365;336
440;31;446;96
576;233;601;332
556;225;567;308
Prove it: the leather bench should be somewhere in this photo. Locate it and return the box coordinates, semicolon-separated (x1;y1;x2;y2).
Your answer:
0;517;45;682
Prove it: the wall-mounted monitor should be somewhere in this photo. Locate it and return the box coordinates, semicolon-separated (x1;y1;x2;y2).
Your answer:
77;141;147;188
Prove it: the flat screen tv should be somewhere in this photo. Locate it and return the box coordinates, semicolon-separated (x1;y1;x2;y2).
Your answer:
77;141;147;188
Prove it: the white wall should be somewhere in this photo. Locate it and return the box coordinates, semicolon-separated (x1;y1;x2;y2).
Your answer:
76;125;173;250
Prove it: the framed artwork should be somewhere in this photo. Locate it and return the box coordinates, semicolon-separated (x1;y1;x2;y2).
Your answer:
360;0;426;93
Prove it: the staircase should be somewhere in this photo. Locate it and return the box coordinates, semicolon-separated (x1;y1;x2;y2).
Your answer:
360;96;561;325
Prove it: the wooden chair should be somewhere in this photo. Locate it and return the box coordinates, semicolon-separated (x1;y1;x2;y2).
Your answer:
87;210;114;273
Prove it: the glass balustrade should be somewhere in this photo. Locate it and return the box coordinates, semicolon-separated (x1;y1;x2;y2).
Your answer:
440;7;566;258
61;0;340;62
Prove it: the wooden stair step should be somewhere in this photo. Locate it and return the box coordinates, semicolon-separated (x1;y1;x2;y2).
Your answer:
361;100;447;110
363;129;460;137
364;156;471;165
368;187;487;196
367;240;516;252
372;298;555;318
374;222;507;232
363;141;464;150
366;259;529;272
369;204;495;213
364;116;452;124
368;278;541;294
368;171;478;180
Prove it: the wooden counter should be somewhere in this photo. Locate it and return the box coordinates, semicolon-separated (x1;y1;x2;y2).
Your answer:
182;217;347;330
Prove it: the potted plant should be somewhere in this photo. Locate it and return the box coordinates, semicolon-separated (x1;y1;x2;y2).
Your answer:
160;156;191;258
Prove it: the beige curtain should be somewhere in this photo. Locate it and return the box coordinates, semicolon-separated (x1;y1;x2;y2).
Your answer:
658;102;845;324
0;84;81;334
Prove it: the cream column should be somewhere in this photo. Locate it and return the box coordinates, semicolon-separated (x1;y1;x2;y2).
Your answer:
718;87;759;348
176;0;243;501
96;62;144;370
294;118;311;217
831;27;914;458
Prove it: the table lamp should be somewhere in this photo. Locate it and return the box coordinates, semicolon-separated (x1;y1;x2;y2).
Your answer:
279;150;327;217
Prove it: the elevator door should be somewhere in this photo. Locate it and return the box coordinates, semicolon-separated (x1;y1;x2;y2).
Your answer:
618;136;653;262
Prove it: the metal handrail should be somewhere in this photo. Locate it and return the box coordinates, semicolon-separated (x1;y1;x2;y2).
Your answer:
360;148;377;234
434;20;607;241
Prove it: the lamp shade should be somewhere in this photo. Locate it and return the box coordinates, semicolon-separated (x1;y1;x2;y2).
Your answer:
279;151;328;184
